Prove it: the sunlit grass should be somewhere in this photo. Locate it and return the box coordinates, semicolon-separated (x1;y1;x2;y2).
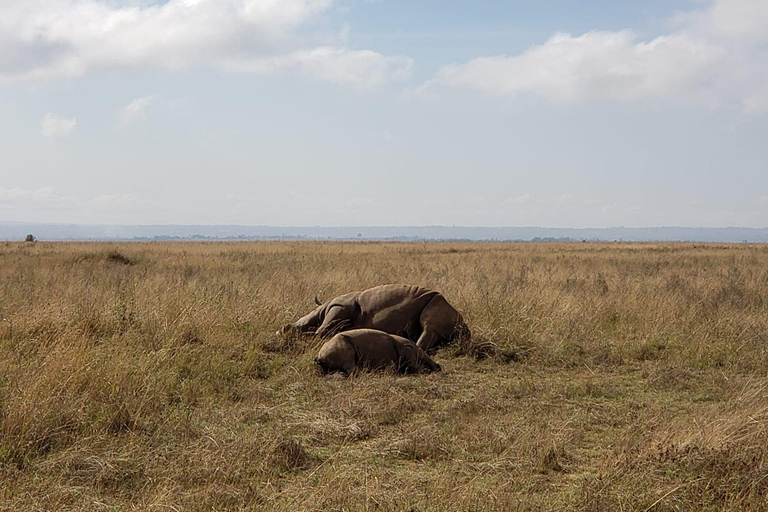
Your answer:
1;241;767;510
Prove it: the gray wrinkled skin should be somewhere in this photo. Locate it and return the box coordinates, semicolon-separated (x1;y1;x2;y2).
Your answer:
279;284;470;353
315;329;442;375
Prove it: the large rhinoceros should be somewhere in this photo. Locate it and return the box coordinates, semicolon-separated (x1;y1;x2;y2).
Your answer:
279;284;469;353
315;329;442;375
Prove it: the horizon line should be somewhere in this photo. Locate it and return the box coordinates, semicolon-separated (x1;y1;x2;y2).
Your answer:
3;221;768;230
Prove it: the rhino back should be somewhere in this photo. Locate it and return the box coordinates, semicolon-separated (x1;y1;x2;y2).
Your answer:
344;329;400;370
356;285;438;332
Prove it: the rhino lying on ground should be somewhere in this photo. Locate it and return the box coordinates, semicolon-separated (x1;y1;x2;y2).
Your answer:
315;329;442;375
280;284;469;353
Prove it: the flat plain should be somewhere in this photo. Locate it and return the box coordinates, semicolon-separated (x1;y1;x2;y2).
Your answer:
1;241;767;511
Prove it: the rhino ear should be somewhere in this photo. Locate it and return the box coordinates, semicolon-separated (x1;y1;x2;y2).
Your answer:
315;296;323;306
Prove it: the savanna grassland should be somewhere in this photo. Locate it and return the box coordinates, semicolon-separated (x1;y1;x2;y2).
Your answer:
1;241;767;511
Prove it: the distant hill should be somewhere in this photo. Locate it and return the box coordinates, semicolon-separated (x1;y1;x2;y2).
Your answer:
2;221;768;242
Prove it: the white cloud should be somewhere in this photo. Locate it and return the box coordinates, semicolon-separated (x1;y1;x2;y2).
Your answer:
221;46;413;88
40;113;77;140
426;0;768;114
0;186;62;202
681;0;768;43
507;193;532;204
0;0;408;87
118;96;156;127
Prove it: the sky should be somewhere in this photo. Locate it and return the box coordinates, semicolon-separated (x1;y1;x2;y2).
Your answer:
1;0;767;228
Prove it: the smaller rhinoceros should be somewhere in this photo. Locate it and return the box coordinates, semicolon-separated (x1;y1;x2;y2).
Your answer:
315;329;442;375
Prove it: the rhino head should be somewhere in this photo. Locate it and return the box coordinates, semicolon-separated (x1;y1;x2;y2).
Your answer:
278;294;359;339
276;296;326;338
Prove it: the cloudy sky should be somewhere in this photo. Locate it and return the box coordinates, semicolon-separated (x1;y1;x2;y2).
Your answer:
1;0;767;227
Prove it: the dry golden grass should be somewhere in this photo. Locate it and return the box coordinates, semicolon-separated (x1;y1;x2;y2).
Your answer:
1;241;767;511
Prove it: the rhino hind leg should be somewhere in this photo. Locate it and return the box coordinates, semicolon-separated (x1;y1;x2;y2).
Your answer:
416;294;463;353
420;351;442;373
409;344;442;373
398;342;441;373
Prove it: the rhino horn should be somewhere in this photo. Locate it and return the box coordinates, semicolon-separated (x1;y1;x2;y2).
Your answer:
315;296;323;306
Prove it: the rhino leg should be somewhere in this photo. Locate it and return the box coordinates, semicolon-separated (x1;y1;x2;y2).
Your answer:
314;306;354;338
416;294;462;353
337;358;356;375
315;301;360;338
398;341;441;373
419;350;442;372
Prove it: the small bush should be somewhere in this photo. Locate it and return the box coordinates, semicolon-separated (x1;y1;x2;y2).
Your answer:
106;251;134;265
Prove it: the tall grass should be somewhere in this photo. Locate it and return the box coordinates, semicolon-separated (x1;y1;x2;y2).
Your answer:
1;241;767;510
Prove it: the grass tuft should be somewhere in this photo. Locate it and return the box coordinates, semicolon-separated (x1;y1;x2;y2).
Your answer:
105;250;134;265
268;438;314;473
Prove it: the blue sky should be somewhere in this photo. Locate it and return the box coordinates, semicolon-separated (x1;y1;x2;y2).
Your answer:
1;0;767;227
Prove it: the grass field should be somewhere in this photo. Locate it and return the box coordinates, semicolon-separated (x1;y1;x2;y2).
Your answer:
1;241;767;511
